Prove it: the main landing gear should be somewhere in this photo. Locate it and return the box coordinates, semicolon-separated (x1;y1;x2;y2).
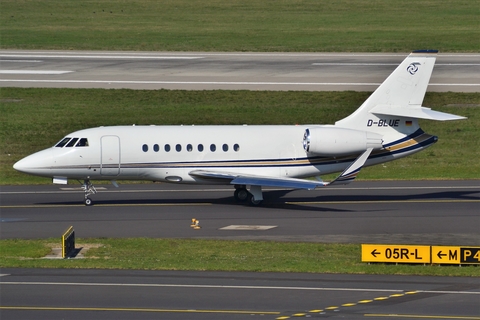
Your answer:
82;179;97;206
234;185;263;206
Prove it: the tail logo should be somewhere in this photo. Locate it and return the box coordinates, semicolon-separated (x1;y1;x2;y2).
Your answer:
407;62;420;75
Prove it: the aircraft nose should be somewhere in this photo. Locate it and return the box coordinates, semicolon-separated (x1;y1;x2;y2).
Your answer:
13;149;54;175
13;157;30;173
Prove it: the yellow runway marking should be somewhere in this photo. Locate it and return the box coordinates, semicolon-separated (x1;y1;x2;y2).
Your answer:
365;314;480;319
325;306;339;310
358;299;373;303
342;303;356;307
286;199;480;205
0;306;279;315
0;203;212;209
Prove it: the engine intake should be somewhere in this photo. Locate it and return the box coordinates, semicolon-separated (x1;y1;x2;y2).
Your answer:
303;127;383;156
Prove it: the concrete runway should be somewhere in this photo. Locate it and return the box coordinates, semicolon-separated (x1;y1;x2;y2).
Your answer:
1;268;479;320
1;180;479;244
1;50;479;92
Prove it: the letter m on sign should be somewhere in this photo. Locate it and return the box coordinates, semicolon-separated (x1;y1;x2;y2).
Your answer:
448;250;457;260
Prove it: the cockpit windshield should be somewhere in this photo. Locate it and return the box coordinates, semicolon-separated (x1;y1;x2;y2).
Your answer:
54;137;89;148
76;138;89;147
55;137;71;147
66;138;79;147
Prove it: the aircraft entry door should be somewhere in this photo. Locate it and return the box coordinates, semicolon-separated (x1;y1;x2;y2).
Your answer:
101;135;120;176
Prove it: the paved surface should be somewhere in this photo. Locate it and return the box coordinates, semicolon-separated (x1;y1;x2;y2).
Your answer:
1;180;479;244
1;52;479;319
1;268;479;320
1;181;479;319
1;51;479;92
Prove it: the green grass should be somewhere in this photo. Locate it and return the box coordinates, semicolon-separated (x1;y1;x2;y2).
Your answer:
0;238;478;276
1;0;479;52
1;88;479;184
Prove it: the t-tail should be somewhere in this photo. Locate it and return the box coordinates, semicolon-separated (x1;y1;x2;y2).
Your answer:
335;50;466;161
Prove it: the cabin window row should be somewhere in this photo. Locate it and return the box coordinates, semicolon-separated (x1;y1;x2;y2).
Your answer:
142;143;240;153
55;137;89;148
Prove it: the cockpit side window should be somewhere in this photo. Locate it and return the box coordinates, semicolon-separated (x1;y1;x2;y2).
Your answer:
55;137;71;148
76;138;89;147
66;138;79;147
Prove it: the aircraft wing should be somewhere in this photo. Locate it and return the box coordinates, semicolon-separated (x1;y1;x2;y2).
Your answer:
189;148;373;189
189;170;321;189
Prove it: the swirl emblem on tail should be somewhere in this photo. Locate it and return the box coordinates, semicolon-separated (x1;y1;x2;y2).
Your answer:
407;62;420;75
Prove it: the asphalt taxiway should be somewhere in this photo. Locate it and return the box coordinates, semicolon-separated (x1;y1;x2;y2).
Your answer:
1;180;479;244
1;268;479;320
1;180;479;320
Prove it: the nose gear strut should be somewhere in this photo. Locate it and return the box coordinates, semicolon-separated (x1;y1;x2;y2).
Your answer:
81;179;97;206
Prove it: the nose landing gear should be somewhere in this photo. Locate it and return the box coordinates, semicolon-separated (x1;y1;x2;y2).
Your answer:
82;179;97;206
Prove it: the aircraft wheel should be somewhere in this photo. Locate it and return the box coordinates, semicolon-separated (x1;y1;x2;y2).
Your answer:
248;194;263;206
234;188;249;202
85;198;93;206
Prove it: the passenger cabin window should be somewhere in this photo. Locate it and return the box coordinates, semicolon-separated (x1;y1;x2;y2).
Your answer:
55;137;71;148
142;144;148;152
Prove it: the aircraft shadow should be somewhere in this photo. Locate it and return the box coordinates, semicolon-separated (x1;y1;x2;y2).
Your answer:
40;189;478;213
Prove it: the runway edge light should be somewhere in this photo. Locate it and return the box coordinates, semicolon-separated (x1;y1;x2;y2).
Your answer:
190;218;201;229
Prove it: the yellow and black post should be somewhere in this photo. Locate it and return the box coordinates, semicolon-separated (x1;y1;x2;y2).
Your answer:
62;226;75;258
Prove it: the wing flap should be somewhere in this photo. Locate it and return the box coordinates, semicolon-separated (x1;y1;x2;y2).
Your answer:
190;170;322;189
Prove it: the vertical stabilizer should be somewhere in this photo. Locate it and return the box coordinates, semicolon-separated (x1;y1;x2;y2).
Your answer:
335;50;438;135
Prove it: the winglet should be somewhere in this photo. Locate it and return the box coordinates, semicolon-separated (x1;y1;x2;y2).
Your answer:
327;148;373;186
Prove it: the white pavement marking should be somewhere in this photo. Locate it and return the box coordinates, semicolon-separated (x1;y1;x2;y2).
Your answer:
0;54;203;60
0;60;42;63
1;281;479;295
1;185;478;195
1;79;478;87
312;63;480;66
220;225;277;230
0;70;72;75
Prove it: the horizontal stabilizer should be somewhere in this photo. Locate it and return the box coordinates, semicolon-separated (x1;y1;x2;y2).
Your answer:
371;105;467;121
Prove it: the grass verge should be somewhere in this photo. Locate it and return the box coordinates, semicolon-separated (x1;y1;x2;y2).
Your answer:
0;238;478;276
1;88;479;184
1;0;479;52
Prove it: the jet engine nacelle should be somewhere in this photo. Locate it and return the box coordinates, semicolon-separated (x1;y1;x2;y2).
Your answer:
303;127;383;156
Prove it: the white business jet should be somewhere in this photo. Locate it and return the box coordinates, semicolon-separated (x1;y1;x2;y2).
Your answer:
14;50;466;206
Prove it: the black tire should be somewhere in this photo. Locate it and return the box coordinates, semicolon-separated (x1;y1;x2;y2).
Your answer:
85;198;93;206
248;194;263;206
234;188;249;202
